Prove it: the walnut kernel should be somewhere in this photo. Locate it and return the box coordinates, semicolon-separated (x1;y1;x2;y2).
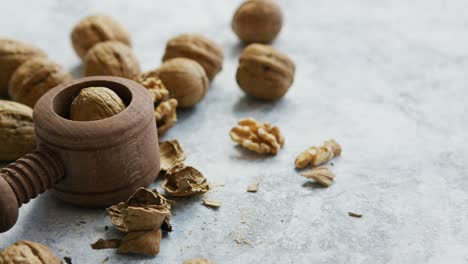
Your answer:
232;0;283;44
301;166;335;187
236;43;295;100
71;14;131;59
84;41;140;79
69;87;126;121
0;240;61;264
162;34;224;81
295;139;342;169
229;118;284;155
8;57;71;107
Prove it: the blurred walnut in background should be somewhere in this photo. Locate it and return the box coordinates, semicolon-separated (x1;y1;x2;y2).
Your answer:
71;14;131;59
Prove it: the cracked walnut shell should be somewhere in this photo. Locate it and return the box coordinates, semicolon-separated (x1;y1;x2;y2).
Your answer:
0;38;47;96
295;139;342;169
0;240;61;264
71;14;131;59
162;164;210;197
232;0;283;44
8;57;71;108
236;43;295;100
159;140;186;172
69;87;126;121
0;100;35;161
141;58;208;108
84;41;141;79
162;34;224;81
229;118;284;155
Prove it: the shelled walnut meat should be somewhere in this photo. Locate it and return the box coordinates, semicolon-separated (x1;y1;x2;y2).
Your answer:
137;77;178;136
162;34;224;81
71;14;131;59
0;100;35;161
295;139;342;169
0;38;47;96
84;41;141;79
9;57;71;107
69;87;126;121
0;240;61;264
237;44;294;100
141;58;208;108
230;118;284;155
232;0;283;44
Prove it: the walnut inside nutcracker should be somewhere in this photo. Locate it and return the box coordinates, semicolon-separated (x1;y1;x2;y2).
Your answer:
236;44;295;100
69;87;126;121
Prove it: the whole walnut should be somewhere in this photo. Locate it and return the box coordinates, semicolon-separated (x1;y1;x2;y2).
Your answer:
0;100;36;161
236;44;295;100
84;41;141;79
9;57;71;108
232;0;283;44
0;240;61;264
141;58;208;108
0;38;47;96
71;14;131;59
162;34;224;81
70;87;126;121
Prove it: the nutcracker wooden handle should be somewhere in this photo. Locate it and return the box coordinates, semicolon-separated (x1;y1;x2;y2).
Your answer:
0;76;160;233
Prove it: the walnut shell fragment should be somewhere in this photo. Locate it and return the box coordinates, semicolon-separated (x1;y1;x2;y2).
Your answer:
106;188;173;233
0;38;47;96
295;139;342;169
9;57;72;107
0;100;36;161
229;118;284;155
138;77;178;136
69;87;126;121
84;41;140;79
0;240;61;264
90;239;122;250
162;34;224;81
162;165;210;197
71;14;131;59
117;229;162;256
301;166;335;187
203;199;221;208
183;258;216;264
159;140;186;172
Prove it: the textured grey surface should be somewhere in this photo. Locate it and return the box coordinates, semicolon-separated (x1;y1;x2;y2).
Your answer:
1;0;468;263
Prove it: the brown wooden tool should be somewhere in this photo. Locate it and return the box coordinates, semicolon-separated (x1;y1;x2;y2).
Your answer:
0;76;160;233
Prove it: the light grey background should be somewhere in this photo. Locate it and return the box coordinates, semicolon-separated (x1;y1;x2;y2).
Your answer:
1;0;468;263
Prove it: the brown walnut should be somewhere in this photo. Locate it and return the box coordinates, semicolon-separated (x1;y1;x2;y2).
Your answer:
162;34;224;81
232;0;283;44
71;14;131;59
69;87;126;121
236;43;295;100
84;41;140;79
141;58;208;108
8;57;71;108
0;100;35;161
0;240;61;264
0;38;46;96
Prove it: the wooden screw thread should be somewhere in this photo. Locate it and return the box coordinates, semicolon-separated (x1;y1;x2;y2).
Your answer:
0;150;64;206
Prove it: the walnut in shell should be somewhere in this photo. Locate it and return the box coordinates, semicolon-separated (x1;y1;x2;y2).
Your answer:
8;57;71;108
236;43;295;100
229;118;284;155
0;38;47;96
232;0;283;44
0;240;61;264
0;100;35;161
69;87;126;121
162;34;224;81
162;164;210;197
137;77;178;136
159;140;186;172
141;58;208;108
71;14;131;59
84;41;140;79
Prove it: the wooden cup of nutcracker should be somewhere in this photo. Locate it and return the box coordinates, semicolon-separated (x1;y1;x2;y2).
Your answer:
0;76;160;232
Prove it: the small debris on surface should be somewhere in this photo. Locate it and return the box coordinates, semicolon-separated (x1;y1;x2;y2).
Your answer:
348;212;362;218
203;199;221;208
102;257;110;263
104;226;109;231
247;182;258;192
64;256;72;264
234;238;254;247
90;239;122;250
183;258;215;264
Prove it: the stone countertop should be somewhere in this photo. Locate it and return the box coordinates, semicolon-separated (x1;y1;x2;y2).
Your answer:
1;0;468;263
